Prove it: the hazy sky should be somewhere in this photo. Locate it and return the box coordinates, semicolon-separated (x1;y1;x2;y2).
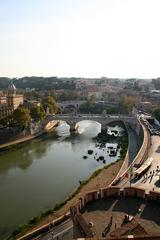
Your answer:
0;0;160;78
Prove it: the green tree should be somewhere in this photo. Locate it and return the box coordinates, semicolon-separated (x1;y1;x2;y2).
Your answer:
107;107;116;114
89;94;96;104
153;108;160;122
120;96;135;113
0;115;13;127
30;106;45;121
42;96;58;114
13;108;31;129
59;91;69;101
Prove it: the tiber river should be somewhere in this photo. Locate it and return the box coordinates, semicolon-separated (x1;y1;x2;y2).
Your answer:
0;120;124;238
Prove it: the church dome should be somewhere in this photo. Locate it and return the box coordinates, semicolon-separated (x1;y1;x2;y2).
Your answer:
8;82;16;91
7;82;16;95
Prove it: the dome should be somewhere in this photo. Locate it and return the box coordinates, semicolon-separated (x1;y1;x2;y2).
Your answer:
8;82;16;91
7;82;16;96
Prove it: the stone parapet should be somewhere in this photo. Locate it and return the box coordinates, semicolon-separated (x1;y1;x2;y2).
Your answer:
84;190;99;204
123;187;145;198
149;190;160;202
101;187;121;198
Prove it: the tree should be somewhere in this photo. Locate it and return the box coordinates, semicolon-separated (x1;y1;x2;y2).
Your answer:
30;106;45;121
120;96;135;113
79;102;106;114
89;94;96;104
152;78;160;90
107;107;116;114
153;108;160;122
59;91;69;101
13;107;31;129
42;96;58;114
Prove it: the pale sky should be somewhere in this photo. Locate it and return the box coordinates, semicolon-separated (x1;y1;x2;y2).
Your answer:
0;0;160;78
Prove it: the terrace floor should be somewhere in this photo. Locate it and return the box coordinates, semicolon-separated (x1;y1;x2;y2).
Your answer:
77;196;160;238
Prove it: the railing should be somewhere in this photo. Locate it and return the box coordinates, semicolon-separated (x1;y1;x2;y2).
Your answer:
17;212;71;240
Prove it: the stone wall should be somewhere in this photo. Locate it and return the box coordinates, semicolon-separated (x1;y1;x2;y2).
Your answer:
149;190;160;202
84;190;99;204
17;186;160;240
123;187;145;198
101;187;121;198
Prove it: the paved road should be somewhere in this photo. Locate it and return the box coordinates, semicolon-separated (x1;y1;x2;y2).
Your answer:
127;123;142;165
119;135;160;192
132;135;160;193
35;219;73;240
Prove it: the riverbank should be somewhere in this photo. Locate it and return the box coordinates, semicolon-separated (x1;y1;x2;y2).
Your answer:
9;122;129;239
0;132;42;151
0;121;58;151
12;159;123;239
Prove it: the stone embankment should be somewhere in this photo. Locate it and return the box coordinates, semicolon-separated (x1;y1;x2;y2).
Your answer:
132;122;151;166
15;118;149;240
112;119;151;187
0;121;58;151
0;133;40;151
15;122;131;239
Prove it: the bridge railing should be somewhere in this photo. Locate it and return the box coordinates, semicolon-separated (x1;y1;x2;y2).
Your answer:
50;114;135;119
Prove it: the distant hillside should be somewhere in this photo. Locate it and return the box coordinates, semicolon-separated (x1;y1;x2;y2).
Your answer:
0;77;76;90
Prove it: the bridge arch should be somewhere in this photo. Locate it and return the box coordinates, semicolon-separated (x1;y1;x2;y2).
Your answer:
50;114;139;133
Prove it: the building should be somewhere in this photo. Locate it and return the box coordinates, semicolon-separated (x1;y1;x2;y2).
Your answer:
0;83;24;120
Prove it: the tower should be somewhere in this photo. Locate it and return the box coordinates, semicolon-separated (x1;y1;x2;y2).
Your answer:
7;82;16;96
7;82;23;110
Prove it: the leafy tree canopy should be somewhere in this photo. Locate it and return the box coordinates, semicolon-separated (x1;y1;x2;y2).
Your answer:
30;106;45;121
120;96;135;113
13;107;31;129
152;108;160;122
42;96;57;114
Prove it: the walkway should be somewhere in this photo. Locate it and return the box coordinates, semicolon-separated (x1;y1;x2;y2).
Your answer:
0;131;43;150
113;123;141;180
133;136;160;193
51;114;135;122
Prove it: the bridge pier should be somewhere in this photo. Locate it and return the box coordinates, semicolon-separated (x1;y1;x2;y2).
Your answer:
69;122;77;132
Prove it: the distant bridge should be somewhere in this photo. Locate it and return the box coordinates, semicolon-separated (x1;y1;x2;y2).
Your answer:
57;101;86;111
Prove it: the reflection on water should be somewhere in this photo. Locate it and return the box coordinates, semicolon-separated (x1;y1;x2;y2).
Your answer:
107;125;124;136
56;121;70;137
77;120;101;138
0;139;51;175
0;120;123;239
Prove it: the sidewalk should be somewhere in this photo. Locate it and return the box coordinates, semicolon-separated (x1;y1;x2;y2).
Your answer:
0;131;44;150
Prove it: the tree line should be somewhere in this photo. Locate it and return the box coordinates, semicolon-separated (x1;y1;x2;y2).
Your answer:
0;96;57;130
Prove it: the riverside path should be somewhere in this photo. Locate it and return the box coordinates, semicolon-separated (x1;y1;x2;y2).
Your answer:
131;135;160;193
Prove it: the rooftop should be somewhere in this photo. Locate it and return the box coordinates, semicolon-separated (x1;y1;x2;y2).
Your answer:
77;196;160;238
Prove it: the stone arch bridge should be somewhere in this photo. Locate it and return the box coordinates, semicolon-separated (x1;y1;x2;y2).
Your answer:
49;114;140;133
57;101;86;112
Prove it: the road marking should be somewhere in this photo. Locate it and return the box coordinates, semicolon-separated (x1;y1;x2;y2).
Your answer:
48;225;73;240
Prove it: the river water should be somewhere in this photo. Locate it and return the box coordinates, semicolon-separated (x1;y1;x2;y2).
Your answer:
0;120;123;238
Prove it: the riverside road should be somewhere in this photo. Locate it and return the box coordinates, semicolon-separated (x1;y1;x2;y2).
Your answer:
20;122;140;240
35;219;73;240
26;117;160;240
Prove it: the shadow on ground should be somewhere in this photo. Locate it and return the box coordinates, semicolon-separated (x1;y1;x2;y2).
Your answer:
81;196;160;225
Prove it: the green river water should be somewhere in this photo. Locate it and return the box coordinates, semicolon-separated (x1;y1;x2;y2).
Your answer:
0;120;123;238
